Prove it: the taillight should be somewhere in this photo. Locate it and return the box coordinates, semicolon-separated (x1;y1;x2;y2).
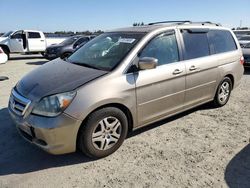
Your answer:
240;56;244;65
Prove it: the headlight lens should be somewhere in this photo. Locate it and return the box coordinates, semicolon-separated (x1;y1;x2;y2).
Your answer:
32;91;76;117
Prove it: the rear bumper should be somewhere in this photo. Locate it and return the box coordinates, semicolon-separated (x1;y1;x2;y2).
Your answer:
8;105;82;155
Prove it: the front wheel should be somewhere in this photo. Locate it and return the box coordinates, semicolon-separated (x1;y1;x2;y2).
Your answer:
41;52;45;57
213;77;232;107
78;107;128;159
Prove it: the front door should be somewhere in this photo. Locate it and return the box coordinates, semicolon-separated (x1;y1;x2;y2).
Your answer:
9;30;25;52
135;31;186;126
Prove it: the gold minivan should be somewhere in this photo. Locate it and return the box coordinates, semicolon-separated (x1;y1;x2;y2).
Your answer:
8;21;244;158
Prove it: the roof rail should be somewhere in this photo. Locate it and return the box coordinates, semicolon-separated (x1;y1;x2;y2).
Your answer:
148;21;221;26
148;21;191;25
191;21;222;26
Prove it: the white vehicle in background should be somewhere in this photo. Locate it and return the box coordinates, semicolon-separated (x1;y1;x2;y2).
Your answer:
237;35;250;47
0;47;7;64
233;30;250;38
0;30;66;59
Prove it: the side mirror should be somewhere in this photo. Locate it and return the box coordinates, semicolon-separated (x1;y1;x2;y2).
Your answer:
138;57;158;70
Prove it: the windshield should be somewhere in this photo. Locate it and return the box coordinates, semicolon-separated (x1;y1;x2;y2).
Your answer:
61;36;81;45
67;32;144;71
2;31;13;37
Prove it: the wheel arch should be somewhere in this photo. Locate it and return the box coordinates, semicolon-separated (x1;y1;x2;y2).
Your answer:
0;45;10;53
76;103;134;148
224;74;234;89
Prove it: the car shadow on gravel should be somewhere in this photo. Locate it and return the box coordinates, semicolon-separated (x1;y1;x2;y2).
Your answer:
9;56;44;61
225;144;250;188
26;61;48;65
0;108;93;175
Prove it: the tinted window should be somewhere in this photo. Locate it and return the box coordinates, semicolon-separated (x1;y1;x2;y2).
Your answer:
28;32;41;39
208;30;237;54
11;31;23;39
74;37;89;46
61;36;81;45
182;31;210;60
140;32;179;66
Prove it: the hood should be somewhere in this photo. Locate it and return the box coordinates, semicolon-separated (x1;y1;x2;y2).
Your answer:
0;37;8;44
16;59;108;101
47;44;64;49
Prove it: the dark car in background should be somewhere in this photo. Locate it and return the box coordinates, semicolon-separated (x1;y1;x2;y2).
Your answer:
242;43;250;67
44;35;95;60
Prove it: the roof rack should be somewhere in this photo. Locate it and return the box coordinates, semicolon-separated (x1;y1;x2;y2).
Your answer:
192;21;222;26
148;21;221;26
148;21;191;25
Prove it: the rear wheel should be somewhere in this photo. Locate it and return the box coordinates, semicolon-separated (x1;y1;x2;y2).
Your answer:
213;77;232;107
78;107;128;159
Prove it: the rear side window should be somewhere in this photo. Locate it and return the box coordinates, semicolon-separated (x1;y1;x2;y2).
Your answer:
140;31;179;66
182;30;210;60
28;32;41;39
208;30;237;54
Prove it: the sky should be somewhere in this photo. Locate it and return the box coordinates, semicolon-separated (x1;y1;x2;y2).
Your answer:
0;0;250;33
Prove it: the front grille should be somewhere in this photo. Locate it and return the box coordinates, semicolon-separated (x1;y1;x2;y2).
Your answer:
9;89;31;116
47;48;56;54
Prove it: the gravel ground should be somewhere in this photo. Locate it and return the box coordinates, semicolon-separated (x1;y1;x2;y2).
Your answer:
0;54;249;188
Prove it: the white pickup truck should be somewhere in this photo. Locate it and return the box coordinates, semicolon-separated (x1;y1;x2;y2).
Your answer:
0;30;66;59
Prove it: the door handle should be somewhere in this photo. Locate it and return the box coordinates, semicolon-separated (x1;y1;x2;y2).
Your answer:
189;65;197;71
40;40;45;42
173;69;183;75
18;39;22;42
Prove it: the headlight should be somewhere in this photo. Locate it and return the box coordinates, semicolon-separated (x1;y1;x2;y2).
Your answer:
32;91;76;117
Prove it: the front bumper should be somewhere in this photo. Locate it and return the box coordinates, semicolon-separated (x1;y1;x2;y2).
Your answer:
8;105;82;155
44;52;58;60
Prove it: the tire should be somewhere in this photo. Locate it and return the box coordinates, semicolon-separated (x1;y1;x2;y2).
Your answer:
213;77;232;107
61;52;71;59
78;107;128;159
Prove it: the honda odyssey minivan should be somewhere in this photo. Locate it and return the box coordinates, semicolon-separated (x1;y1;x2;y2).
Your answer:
8;21;244;158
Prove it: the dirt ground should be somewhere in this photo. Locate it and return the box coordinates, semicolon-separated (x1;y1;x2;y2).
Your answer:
0;54;249;188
